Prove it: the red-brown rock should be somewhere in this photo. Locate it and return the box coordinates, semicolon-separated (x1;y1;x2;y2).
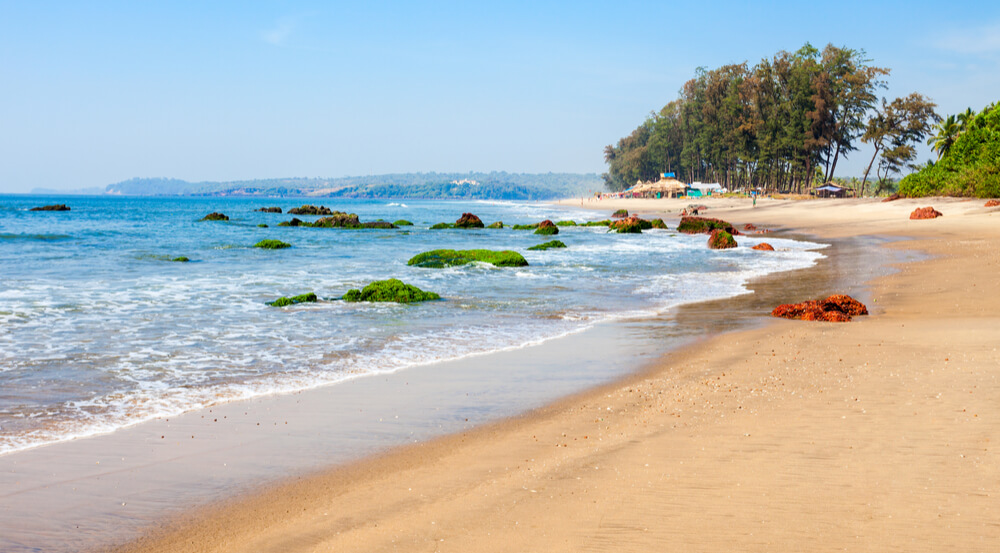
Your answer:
771;294;868;323
744;223;757;231
455;213;485;228
985;199;1000;207
882;193;902;202
752;242;774;251
707;229;737;249
909;207;942;220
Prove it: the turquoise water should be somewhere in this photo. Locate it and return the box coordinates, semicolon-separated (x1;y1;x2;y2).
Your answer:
0;195;825;454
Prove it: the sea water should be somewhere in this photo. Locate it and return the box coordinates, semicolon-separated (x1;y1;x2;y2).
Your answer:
0;195;825;455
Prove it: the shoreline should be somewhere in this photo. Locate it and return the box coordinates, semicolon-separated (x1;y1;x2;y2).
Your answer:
106;196;1000;552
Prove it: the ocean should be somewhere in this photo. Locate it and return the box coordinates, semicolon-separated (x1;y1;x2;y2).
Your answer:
0;195;826;456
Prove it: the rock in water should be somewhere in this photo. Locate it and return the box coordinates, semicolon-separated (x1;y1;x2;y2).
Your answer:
257;207;282;213
288;205;333;215
751;242;774;251
29;204;70;211
677;216;739;235
708;229;737;249
612;209;629;218
744;223;757;231
201;212;229;221
267;292;318;307
455;213;485;228
909;207;942;219
527;240;567;251
254;239;291;249
342;279;440;303
609;216;643;233
407;249;528;268
534;220;559;235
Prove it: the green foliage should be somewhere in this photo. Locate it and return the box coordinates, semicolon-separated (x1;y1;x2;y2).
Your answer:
899;102;1000;198
603;44;891;193
555;220;577;226
254;239;291;249
170;256;190;262
267;292;318;307
393;219;414;226
860;93;940;194
407;249;529;268
527;240;567;251
342;279;440;303
534;225;559;235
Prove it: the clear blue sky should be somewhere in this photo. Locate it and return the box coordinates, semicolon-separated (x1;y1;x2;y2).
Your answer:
1;0;998;192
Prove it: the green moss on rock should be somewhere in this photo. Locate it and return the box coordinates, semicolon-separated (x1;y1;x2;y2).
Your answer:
267;292;318;307
555;220;578;226
394;219;414;226
430;222;454;229
342;279;440;303
649;218;667;229
527;240;567;251
583;220;611;227
170;256;190;262
677;216;738;235
257;223;268;228
201;212;229;221
534;225;559;235
487;221;504;229
407;249;528;268
612;209;629;218
254;239;291;249
511;223;538;230
707;229;738;249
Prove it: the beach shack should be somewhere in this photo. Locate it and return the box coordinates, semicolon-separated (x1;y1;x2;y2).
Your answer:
812;183;850;198
686;182;724;197
629;174;687;198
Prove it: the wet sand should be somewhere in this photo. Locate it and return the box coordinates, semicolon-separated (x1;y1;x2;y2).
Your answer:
106;196;1000;552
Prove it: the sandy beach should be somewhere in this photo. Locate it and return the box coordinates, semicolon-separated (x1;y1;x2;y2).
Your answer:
99;196;999;553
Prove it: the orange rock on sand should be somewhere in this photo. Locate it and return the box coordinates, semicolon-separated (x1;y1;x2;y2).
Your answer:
909;207;942;220
985;199;1000;207
752;243;775;251
771;294;868;322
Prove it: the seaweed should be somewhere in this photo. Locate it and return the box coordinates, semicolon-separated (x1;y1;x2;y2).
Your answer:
342;279;440;303
254;239;291;249
267;292;318;307
527;240;567;251
407;249;528;268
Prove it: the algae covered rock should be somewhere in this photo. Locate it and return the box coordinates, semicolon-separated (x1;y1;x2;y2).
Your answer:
534;220;559;235
609;216;643;233
342;279;440;303
170;256;190;262
407;249;528;268
511;223;538;230
707;229;737;249
582;220;611;227
455;213;485;228
487;221;504;229
612;209;629;218
555;220;578;226
394;219;414;226
257;207;282;213
267;292;318;307
257;223;269;228
277;218;304;227
288;205;333;215
677;216;738;235
527;240;567;251
312;212;361;227
254;239;291;249
30;204;71;211
429;222;453;229
201;212;229;221
649;219;668;229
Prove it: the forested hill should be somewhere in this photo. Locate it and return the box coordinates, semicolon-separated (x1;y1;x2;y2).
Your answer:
899;102;1000;198
99;173;601;199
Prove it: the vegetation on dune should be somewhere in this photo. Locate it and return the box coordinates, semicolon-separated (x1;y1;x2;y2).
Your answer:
899;102;1000;198
267;292;318;307
407;249;529;268
527;240;567;251
603;43;939;196
342;279;440;303
254;239;291;249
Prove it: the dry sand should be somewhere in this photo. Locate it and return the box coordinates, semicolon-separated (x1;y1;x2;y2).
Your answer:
114;196;999;553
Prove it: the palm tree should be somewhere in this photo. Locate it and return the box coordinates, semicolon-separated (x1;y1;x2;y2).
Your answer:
927;115;960;159
956;107;976;132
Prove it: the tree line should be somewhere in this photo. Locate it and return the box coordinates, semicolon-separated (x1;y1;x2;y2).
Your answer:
603;43;939;195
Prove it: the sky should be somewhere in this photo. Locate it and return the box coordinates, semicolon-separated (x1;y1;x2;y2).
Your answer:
1;0;998;193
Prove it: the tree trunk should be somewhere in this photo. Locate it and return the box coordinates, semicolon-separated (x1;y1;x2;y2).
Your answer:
861;145;881;197
827;142;842;182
